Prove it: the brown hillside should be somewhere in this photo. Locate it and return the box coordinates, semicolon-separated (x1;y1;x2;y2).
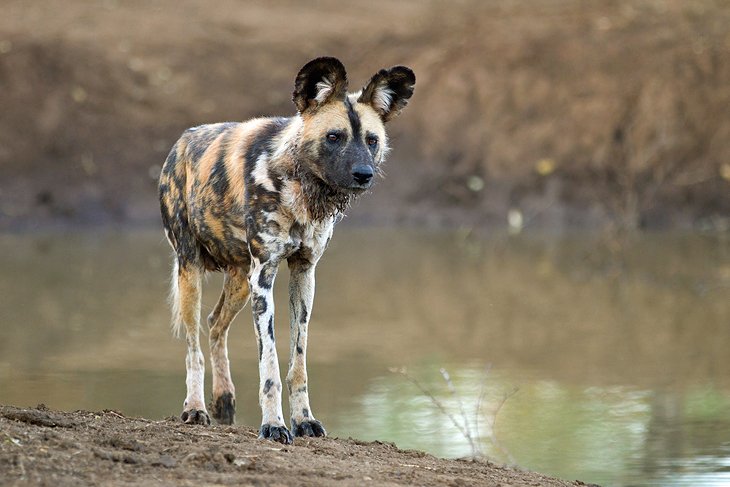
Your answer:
1;0;728;230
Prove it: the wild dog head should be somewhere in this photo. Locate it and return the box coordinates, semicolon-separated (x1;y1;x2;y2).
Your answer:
293;57;415;192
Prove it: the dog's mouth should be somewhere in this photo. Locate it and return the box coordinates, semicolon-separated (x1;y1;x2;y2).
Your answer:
326;179;365;197
346;183;371;192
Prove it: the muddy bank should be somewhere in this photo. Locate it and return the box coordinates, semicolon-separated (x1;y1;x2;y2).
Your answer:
1;0;729;231
0;405;591;486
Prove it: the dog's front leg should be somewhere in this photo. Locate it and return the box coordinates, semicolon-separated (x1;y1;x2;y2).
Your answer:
286;259;326;437
249;259;292;444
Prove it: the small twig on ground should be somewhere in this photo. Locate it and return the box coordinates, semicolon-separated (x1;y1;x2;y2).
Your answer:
3;432;22;447
103;410;126;420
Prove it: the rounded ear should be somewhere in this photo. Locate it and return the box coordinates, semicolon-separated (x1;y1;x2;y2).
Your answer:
357;66;415;122
292;57;348;113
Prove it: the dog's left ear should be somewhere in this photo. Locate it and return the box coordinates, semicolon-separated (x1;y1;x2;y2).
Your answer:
358;66;416;122
293;57;349;113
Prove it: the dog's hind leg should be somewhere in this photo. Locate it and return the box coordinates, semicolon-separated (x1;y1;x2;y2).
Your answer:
174;262;210;425
208;267;250;425
286;259;326;437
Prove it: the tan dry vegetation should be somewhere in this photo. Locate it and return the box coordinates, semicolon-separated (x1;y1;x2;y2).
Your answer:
1;0;729;230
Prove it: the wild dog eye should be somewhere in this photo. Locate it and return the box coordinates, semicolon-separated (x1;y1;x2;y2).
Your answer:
366;136;378;146
326;133;340;143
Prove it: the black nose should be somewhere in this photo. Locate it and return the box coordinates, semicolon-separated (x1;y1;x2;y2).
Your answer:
352;165;374;185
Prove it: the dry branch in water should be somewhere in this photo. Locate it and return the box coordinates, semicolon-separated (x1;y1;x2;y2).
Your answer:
391;366;518;462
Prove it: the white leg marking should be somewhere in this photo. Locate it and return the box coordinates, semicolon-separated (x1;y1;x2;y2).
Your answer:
287;261;326;437
250;261;288;434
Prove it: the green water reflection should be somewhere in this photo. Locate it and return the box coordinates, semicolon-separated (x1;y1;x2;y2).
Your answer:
0;229;728;486
340;365;730;486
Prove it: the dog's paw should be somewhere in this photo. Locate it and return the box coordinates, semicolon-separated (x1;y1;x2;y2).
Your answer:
292;419;327;438
259;424;293;444
181;409;211;425
210;392;236;425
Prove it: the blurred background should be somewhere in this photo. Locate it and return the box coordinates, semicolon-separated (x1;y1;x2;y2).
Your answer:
1;0;729;231
1;1;729;486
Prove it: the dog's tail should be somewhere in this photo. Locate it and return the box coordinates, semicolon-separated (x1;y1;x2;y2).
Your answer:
168;257;183;338
159;141;189;339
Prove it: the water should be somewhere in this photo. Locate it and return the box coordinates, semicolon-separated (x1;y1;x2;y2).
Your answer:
0;228;728;486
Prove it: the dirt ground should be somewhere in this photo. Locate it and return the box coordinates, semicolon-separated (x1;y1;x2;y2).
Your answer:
1;0;729;232
0;405;593;487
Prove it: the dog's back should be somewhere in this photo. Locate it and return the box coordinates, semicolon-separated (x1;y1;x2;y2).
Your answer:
159;119;284;272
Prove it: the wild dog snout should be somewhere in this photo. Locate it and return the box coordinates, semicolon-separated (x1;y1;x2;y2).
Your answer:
351;164;374;187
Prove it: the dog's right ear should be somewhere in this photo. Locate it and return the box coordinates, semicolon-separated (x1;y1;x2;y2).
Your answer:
292;57;348;114
358;66;415;122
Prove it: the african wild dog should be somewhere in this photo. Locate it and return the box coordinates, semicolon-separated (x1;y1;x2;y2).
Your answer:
159;57;415;444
